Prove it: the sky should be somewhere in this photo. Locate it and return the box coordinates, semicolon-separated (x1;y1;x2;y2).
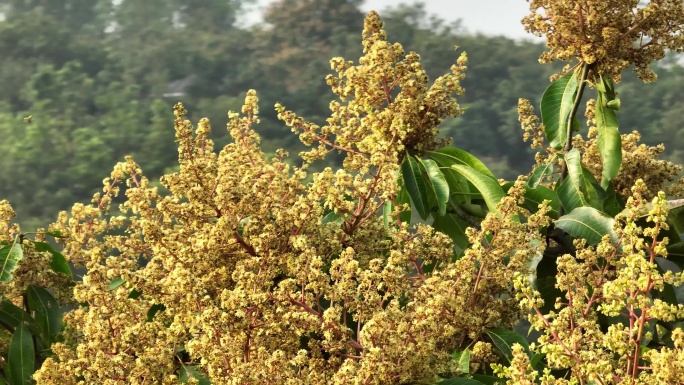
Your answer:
248;0;538;40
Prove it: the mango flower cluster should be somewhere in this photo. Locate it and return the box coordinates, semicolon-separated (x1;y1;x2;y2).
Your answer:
508;180;684;384
522;0;684;82
32;12;549;385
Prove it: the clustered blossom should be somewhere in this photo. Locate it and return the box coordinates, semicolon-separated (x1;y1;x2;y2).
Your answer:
574;124;684;199
511;180;684;384
31;12;549;384
523;0;684;82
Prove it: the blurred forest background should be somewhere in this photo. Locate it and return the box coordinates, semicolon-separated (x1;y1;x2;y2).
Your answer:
1;0;684;228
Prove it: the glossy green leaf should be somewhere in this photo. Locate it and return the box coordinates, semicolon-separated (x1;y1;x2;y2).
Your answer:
528;159;555;188
7;323;35;385
321;211;342;225
26;285;62;343
396;183;412;225
433;213;471;255
450;164;504;217
451;348;470;374
427;147;495;179
45;230;66;238
30;241;71;277
555;207;618;246
0;300;44;339
441;168;472;204
595;92;622;189
417;158;449;216
0;236;24;283
521;185;560;219
402;154;430;220
109;277;126;291
469;375;501;385
180;363;211;385
541;71;578;149
484;327;533;365
556;149;598;213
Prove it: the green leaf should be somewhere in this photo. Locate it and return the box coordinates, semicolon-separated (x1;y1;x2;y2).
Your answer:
0;236;24;283
179;363;211;385
484;328;533;365
7;323;35;385
541;71;578;149
402;154;430;220
396;183;412;225
26;285;62;343
321;211;342;225
382;200;392;228
528;159;555;188
441;168;472;204
433;212;472;253
450;165;504;217
0;300;44;339
109;277;126;291
520;185;560;219
417;158;449;216
469;375;502;385
556;149;600;212
555;207;618;246
451;348;470;374
30;241;71;277
438;378;486;385
427;147;495;179
595;92;622;189
147;303;166;322
45;230;66;238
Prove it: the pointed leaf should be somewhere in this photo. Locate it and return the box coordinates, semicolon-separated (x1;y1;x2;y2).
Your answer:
438;378;486;385
484;328;533;365
417;158;449;216
541;71;578;149
450;165;504;216
396;183;412;225
433;212;471;253
401;154;430;220
528;159;555;188
0;236;24;283
451;348;470;374
521;185;560;219
0;300;44;339
26;285;62;343
180;363;211;385
441;168;472;204
595;92;622;189
555;207;618;246
147;303;166;322
427;147;495;179
7;323;35;385
30;241;71;277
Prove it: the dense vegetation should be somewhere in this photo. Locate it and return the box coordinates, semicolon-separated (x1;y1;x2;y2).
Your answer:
4;1;684;384
2;0;684;228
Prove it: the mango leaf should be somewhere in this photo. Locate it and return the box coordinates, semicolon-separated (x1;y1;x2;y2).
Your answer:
441;168;472;204
401;154;430;220
321;211;342;225
433;212;471;256
396;183;412;225
426;147;495;179
450;164;504;217
484;328;533;365
382;200;392;228
26;285;62;344
528;186;560;219
595;92;622;189
30;240;71;277
417;158;449;216
180;363;211;385
528;158;555;188
470;375;502;385
438;378;486;385
556;149;598;213
0;236;23;283
451;348;470;374
7;323;35;385
555;207;618;246
45;230;66;238
109;277;127;291
147;303;166;322
0;300;44;340
541;71;578;149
